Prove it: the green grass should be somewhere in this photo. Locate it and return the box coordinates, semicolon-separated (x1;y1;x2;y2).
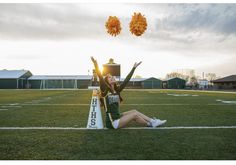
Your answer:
0;89;236;160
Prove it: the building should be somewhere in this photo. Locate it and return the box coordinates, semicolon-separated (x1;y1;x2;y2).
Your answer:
198;79;209;90
0;70;32;89
120;77;162;89
162;77;186;89
141;77;162;89
28;75;92;89
212;75;236;89
120;78;144;89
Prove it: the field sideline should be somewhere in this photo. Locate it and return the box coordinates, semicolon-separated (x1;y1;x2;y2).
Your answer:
0;89;236;160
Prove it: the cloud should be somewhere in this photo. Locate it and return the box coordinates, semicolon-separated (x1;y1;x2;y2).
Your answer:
125;4;236;58
0;3;236;77
156;4;236;35
0;4;236;63
1;3;236;42
0;4;106;40
144;4;236;42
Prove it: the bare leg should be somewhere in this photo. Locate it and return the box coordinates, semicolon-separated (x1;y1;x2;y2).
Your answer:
118;110;148;128
122;109;152;122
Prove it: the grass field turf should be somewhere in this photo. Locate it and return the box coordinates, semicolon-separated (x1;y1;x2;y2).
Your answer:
0;89;236;160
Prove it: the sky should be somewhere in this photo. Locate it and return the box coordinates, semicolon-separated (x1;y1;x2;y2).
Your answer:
0;3;236;78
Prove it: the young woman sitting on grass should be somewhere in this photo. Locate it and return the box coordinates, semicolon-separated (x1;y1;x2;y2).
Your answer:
91;57;167;129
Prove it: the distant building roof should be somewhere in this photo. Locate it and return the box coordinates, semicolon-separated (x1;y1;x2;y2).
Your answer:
212;75;236;83
162;77;186;81
0;70;30;79
120;78;145;82
120;77;161;82
131;78;147;82
28;75;92;80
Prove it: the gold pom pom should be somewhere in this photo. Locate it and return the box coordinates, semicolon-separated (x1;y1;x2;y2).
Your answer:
105;16;122;37
129;12;147;36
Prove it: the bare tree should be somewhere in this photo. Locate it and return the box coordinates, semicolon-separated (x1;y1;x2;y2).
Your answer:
190;76;198;87
166;72;189;82
206;73;217;85
166;72;185;79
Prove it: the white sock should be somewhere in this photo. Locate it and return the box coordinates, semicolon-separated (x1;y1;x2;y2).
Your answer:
147;119;155;127
150;119;155;123
147;122;152;127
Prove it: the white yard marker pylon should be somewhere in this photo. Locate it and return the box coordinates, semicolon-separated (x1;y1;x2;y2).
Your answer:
87;87;104;129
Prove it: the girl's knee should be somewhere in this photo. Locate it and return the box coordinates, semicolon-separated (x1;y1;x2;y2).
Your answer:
131;109;138;113
133;112;140;119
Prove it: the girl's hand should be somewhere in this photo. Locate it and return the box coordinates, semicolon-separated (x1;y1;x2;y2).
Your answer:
134;61;142;68
91;56;97;65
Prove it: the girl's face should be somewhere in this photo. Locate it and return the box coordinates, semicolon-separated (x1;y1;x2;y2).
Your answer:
107;74;116;85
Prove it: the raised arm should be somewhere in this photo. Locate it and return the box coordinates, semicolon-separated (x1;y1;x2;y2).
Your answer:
91;57;106;92
119;61;142;92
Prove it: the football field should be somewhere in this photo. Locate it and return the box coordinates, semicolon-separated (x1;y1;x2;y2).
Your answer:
0;89;236;160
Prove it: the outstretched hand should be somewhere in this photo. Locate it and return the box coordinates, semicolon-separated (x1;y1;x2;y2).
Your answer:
134;61;142;68
91;56;98;65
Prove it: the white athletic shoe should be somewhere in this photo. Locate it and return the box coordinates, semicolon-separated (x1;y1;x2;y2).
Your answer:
151;118;167;127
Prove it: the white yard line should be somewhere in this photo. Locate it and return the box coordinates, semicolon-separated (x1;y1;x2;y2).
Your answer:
124;104;235;106
124;89;236;94
0;109;8;111
0;126;236;130
124;126;236;129
1;106;22;108
21;103;89;106
0;104;89;106
0;103;235;106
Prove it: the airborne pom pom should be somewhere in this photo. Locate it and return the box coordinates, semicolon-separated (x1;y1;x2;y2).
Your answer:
129;12;147;36
105;16;122;37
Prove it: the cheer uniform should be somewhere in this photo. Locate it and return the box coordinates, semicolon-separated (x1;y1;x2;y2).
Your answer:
94;63;135;129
